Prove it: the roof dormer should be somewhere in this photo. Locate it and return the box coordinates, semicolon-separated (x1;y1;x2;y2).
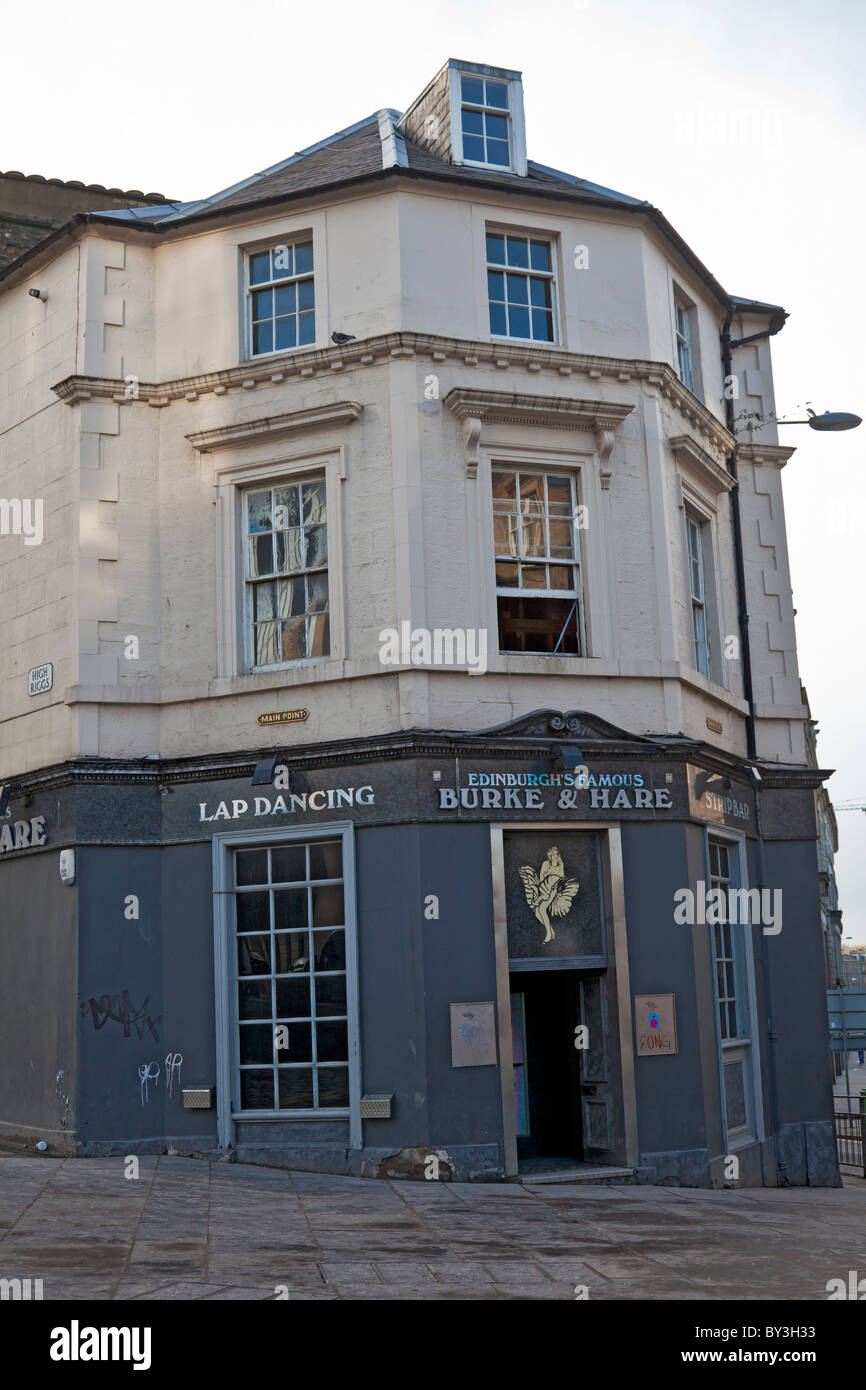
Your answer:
398;58;527;177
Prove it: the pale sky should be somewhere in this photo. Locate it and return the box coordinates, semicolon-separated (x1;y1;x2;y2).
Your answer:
3;0;864;935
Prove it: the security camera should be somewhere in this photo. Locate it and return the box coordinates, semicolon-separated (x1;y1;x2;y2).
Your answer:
28;288;47;301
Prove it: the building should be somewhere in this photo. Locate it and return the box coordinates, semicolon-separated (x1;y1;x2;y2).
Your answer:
803;687;844;1077
0;171;171;273
0;59;839;1186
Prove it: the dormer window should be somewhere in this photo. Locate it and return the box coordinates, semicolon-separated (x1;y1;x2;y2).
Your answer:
446;63;527;175
460;74;510;166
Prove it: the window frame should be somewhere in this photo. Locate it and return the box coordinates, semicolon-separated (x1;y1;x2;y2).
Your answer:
243;233;316;362
213;821;361;1147
686;511;711;678
214;446;346;682
492;463;587;657
448;66;527;175
242;473;331;673
674;298;693;390
704;828;764;1152
485;228;558;345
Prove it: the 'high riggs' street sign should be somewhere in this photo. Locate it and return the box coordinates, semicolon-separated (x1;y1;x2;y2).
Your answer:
436;768;674;813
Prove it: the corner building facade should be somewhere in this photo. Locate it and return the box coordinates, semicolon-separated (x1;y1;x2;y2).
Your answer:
0;59;838;1185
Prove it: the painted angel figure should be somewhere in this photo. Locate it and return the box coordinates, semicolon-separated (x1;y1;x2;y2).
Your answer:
519;845;580;944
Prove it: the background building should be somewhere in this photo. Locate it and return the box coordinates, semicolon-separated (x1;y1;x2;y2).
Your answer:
0;59;839;1186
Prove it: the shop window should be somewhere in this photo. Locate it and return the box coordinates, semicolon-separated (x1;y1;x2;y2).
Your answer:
233;837;348;1112
244;475;329;669
493;467;585;655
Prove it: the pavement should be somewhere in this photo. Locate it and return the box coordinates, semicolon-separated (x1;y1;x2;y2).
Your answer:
1;1155;865;1300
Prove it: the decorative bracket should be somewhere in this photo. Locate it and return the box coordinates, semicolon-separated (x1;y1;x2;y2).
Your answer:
462;415;482;477
594;427;616;490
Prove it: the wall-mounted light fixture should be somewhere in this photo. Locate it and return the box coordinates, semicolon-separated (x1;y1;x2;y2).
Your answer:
28;288;47;302
251;756;277;786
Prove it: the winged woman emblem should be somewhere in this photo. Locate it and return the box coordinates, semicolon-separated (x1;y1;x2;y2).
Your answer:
519;845;580;944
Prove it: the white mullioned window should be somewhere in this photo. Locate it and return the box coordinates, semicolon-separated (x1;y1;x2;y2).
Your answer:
486;231;555;343
675;299;693;390
493;467;585;655
247;239;315;357
244;476;329;669
709;838;740;1041
459;73;511;166
687;513;710;677
233;837;349;1113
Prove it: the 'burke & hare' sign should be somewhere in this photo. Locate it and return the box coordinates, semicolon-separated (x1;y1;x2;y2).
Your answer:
437;768;674;813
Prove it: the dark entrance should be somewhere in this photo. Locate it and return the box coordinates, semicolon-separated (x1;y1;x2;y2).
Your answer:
510;970;582;1163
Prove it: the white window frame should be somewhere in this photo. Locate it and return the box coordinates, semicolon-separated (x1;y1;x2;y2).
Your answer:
686;510;711;678
448;66;527;175
212;821;361;1150
214;445;346;682
491;463;587;657
237;221;325;364
705;828;765;1152
485;226;559;346
243;474;330;673
675;299;693;390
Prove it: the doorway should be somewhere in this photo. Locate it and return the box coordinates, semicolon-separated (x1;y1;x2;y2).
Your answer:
510;970;583;1164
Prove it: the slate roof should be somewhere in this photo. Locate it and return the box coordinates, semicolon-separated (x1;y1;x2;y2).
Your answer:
0;108;777;315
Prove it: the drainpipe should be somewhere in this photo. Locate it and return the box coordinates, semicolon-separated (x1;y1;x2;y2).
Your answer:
721;305;787;1181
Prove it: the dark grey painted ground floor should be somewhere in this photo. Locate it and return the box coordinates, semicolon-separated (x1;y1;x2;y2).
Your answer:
0;709;840;1187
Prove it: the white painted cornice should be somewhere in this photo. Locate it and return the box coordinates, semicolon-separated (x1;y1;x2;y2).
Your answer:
186;400;363;453
445;387;634;478
737;442;797;469
668;434;735;494
51;330;733;454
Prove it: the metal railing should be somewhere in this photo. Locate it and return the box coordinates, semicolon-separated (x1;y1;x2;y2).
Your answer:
834;1094;866;1176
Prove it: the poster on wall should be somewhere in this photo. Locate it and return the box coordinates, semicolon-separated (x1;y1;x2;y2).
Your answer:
634;993;678;1056
450;1003;497;1067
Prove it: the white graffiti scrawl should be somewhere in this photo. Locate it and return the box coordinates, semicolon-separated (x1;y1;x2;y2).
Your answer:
138;1061;160;1105
165;1052;183;1098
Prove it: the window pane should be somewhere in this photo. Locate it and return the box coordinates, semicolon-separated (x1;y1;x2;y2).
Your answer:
295;242;314;275
316;975;347;1017
497;594;580;655
309;841;342;879
278;578;306;620
489;300;507;335
273;245;293;277
236;849;268;887
305;525;328;567
463;134;485;161
302;481;326;525
274;887;307;931
239;1024;273;1065
485;113;508;142
307;571;328;611
248;534;273;578
298;311;315;345
272;1020;312;1061
254;581;277;622
252;321;273;355
549;565;574;590
308;612;329;657
254;621;279;666
529;277;552;308
485;81;508;109
508;304;530;337
532;308;554;341
506;238;529;269
273;485;300;529
493;513;518;554
273;932;309;974
240;1070;274;1110
276;529;304;574
530;240;551;272
462;107;483;136
252;288;273;320
317;1020;348;1062
280;616;306;661
271;844;306;883
461;76;484;103
492;471;516;502
296;279;314;311
495;560;519;587
312;883;344;928
521;516;546;556
521;563;547;588
277;1068;314;1109
248;491;272;532
249;252;271;285
548;519;574;556
486;233;505;264
237;890;270;932
275;977;312;1019
487;269;505;301
520;474;545;509
274;284;296;316
314;929;345;970
238;980;271;1020
274;316;297;351
487;140;510;166
238;934;271;977
317;1068;349;1107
